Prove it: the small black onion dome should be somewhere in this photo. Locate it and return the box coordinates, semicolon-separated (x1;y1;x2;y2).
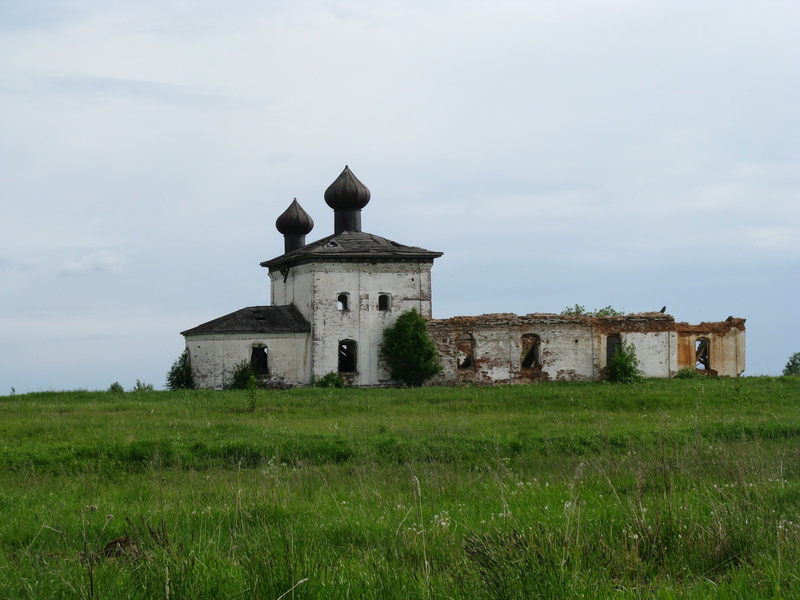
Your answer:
324;165;371;210
276;199;314;235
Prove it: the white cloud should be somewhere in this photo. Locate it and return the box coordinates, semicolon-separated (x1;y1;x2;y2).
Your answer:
0;255;40;273
0;0;797;391
60;250;127;276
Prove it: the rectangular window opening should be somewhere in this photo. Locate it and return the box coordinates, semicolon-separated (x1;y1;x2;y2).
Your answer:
251;346;269;376
337;293;349;311
695;338;710;370
521;334;541;369
378;294;390;311
338;340;357;373
456;336;475;370
606;335;622;365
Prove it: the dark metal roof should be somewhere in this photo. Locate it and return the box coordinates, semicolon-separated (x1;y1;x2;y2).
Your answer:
324;165;371;211
275;198;314;236
260;230;443;269
181;304;310;336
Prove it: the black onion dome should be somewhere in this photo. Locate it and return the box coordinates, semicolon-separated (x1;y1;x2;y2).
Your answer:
324;166;371;210
275;199;314;235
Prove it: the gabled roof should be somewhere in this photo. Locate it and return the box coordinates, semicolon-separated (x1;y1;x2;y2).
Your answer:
181;304;310;336
261;230;443;269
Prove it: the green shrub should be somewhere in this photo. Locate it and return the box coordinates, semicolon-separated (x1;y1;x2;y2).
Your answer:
228;360;255;390
783;352;800;376
313;372;346;388
606;341;642;383
561;304;588;316
561;304;625;316
592;305;626;317
380;308;442;386
107;381;124;393
675;367;699;379
166;349;194;390
131;379;154;393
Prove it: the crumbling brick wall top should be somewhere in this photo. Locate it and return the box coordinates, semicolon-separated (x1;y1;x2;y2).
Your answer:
675;316;746;335
428;312;677;332
428;313;744;336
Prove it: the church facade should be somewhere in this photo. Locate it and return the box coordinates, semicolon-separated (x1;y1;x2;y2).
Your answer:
182;167;746;389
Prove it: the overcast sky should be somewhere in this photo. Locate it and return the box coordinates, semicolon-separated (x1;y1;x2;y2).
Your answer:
1;0;797;393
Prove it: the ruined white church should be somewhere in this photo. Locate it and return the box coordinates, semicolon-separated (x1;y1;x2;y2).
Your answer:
182;167;746;389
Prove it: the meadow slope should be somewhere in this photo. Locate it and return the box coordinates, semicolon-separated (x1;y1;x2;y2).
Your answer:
1;378;798;598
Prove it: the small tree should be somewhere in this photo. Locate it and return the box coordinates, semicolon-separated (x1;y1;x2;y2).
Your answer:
166;349;194;390
246;374;258;411
606;341;642;383
228;360;255;390
784;352;800;377
381;308;442;386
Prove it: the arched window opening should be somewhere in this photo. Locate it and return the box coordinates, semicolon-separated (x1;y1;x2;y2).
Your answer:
251;345;269;376
338;340;357;373
378;294;391;311
456;335;475;370
337;293;349;311
696;338;710;370
521;334;541;369
606;335;622;365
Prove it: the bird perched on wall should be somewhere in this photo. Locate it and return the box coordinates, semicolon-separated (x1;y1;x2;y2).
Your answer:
659;306;667;313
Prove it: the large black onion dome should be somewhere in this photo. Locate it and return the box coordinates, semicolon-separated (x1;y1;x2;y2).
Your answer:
276;199;314;236
324;166;371;210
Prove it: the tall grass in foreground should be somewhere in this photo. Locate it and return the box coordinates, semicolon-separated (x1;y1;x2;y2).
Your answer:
0;378;798;598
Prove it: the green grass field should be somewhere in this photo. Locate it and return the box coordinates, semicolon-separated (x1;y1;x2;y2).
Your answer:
1;378;799;599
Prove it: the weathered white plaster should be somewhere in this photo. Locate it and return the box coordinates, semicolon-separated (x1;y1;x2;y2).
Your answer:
301;262;435;385
188;279;744;387
426;313;742;385
675;325;746;377
187;333;310;390
616;332;675;378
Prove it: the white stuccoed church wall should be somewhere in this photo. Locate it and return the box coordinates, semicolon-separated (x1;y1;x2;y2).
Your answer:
429;316;596;383
187;333;310;390
270;267;316;320
612;331;677;378
429;314;680;384
270;261;434;385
